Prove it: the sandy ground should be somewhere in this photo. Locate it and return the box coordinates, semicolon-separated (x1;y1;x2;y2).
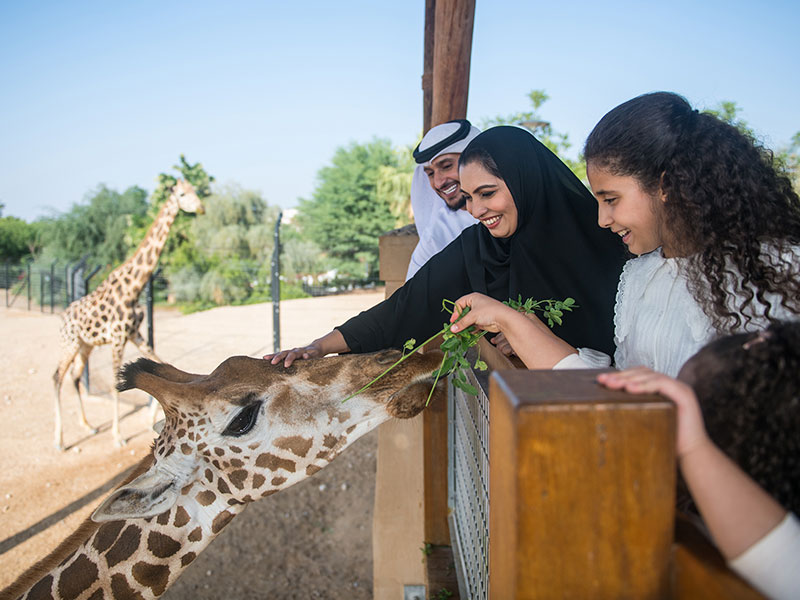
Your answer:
0;291;387;598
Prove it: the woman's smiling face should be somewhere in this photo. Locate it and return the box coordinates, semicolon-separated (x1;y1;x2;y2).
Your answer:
459;161;518;238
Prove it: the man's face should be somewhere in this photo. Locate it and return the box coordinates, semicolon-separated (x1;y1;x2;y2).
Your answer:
423;153;464;210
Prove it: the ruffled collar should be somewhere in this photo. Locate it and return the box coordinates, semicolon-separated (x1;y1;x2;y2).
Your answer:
614;248;710;346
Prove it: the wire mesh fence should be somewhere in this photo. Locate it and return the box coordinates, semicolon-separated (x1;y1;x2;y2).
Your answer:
448;357;490;600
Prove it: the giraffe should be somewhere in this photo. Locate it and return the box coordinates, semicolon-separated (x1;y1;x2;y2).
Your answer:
53;180;205;450
2;349;445;600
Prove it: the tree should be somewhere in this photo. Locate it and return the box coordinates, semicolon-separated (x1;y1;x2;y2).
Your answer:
482;89;586;181
777;131;800;192
706;102;799;193
376;143;417;227
0;216;36;261
168;184;281;306
296;139;402;277
38;185;150;266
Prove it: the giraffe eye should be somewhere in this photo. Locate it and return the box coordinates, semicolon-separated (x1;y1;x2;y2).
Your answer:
224;402;262;437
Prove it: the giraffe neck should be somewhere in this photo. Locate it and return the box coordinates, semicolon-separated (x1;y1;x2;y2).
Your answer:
110;196;181;299
6;460;248;600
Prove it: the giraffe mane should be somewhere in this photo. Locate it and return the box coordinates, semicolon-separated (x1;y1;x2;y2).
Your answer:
117;358;161;392
0;452;156;600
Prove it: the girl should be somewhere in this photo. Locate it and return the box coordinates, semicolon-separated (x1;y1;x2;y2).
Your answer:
452;92;800;375
265;127;626;367
598;321;800;600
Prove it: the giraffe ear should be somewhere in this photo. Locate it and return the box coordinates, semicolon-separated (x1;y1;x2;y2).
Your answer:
91;466;180;522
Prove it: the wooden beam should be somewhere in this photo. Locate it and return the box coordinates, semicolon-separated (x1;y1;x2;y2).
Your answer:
489;369;676;599
422;0;436;134
673;515;765;599
430;0;475;127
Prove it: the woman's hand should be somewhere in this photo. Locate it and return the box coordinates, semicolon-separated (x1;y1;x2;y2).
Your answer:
450;293;576;369
262;330;349;368
596;367;709;458
449;293;517;334
263;343;325;368
490;333;515;356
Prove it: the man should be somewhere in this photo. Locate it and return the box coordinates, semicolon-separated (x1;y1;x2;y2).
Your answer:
405;119;481;280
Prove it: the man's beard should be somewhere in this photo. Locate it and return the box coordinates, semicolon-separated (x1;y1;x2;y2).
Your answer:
445;195;467;211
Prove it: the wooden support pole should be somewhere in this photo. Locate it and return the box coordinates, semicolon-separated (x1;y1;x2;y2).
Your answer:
373;229;425;600
489;369;677;599
430;0;475;127
422;0;436;134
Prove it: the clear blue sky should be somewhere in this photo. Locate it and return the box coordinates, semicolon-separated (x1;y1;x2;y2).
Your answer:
1;0;798;222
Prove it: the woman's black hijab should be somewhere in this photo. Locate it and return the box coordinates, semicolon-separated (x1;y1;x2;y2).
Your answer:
337;126;626;358
458;126;626;355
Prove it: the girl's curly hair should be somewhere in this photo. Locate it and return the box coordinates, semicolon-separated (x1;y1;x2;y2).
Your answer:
678;321;800;514
584;92;800;332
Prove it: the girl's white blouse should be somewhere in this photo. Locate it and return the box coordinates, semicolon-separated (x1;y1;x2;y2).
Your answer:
555;247;799;377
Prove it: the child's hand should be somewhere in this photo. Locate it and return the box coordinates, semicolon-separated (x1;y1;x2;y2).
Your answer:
597;367;710;458
449;293;515;334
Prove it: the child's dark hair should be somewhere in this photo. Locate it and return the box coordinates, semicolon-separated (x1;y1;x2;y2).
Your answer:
678;321;800;514
585;92;800;332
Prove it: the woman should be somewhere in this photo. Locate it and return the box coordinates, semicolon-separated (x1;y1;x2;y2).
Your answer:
265;126;626;367
451;92;800;376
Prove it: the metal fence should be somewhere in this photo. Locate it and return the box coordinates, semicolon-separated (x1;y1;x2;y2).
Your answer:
300;278;380;297
448;355;491;600
1;259;170;312
2;259;89;312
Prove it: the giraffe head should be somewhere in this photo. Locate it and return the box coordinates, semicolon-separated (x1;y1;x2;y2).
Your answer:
171;179;205;215
91;350;444;521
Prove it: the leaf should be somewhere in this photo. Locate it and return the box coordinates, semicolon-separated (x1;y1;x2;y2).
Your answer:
403;338;416;351
440;336;461;352
474;359;488;371
439;355;457;375
452;379;479;396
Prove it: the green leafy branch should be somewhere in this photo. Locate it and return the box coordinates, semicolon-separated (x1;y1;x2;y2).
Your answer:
343;296;576;404
504;294;577;327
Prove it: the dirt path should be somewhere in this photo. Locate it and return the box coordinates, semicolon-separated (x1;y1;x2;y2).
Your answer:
0;291;385;598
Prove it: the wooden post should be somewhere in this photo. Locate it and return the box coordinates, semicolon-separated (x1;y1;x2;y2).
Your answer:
373;228;425;599
489;369;676;599
430;0;475;127
377;226;419;298
422;0;436;134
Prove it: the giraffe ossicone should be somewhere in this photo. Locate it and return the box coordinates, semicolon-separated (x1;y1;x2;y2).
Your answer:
4;349;444;600
52;179;205;450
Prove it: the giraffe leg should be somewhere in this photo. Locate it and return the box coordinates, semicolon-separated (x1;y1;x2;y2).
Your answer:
53;343;81;451
131;331;163;363
70;344;98;434
110;341;127;447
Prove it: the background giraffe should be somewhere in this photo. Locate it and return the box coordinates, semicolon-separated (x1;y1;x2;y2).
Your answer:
2;349;445;600
53;180;205;450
